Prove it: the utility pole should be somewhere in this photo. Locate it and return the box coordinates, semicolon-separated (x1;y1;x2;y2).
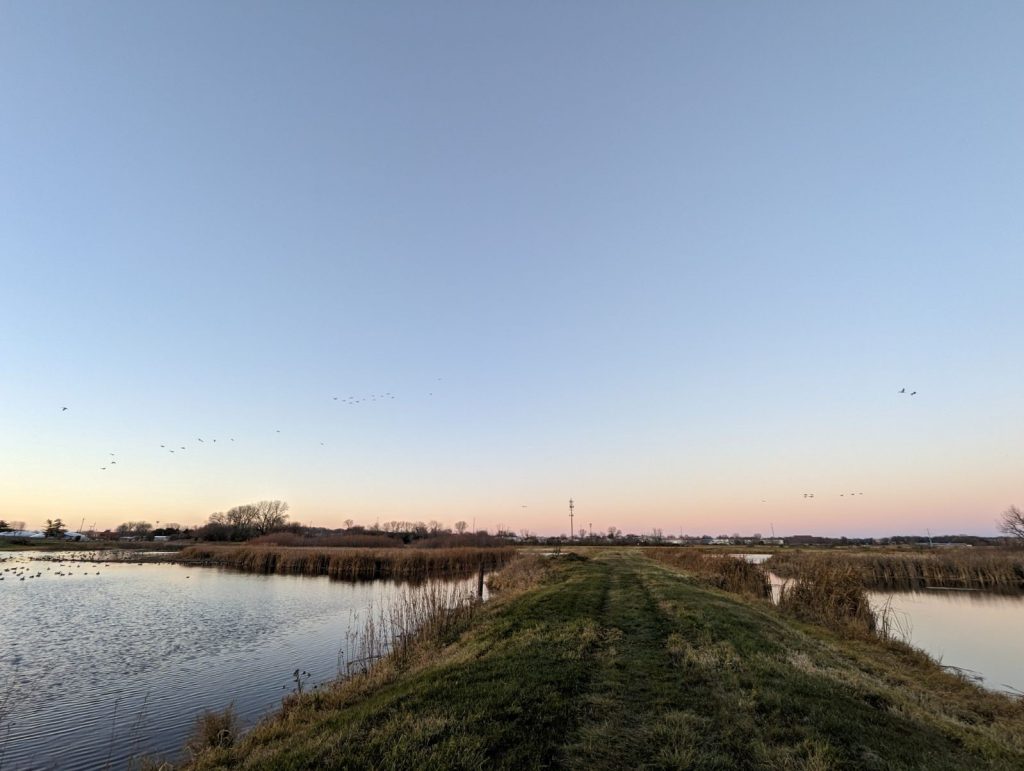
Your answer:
569;498;575;540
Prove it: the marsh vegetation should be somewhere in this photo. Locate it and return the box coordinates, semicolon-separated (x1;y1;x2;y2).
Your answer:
178;544;518;581
765;547;1024;591
185;552;1024;770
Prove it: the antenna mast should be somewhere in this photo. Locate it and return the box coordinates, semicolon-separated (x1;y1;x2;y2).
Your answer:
569;498;575;540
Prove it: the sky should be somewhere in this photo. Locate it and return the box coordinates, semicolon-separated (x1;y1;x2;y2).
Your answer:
2;2;1022;537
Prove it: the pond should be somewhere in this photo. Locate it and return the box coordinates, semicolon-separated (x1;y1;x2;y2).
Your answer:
0;551;482;770
731;553;1024;695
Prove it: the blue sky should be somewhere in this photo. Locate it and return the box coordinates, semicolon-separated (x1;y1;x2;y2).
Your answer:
2;2;1022;535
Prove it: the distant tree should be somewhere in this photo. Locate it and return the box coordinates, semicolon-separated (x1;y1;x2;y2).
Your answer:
998;505;1024;540
117;521;153;538
607;527;621;540
0;520;10;532
453;521;467;534
201;500;289;541
196;520;233;541
44;518;67;538
252;500;289;535
343;519;354;530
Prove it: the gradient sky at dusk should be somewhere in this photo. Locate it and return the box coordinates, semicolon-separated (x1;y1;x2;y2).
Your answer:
3;2;1022;536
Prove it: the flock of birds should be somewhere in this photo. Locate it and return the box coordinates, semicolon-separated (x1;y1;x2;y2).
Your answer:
0;554;110;582
60;382;911;513
59;385;439;472
758;387;920;504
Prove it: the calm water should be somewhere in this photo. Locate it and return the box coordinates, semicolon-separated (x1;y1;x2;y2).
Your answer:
732;554;1024;695
0;551;480;770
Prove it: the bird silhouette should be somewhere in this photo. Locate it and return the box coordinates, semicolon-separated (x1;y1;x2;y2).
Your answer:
898;388;905;394
62;407;68;411
910;391;917;396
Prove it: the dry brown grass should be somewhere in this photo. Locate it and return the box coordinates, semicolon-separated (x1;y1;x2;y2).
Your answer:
247;532;403;548
767;547;1024;591
185;704;238;758
645;548;772;599
485;553;553;593
178;544;518;581
776;561;877;636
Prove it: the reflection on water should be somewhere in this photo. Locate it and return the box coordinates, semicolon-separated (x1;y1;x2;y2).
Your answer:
867;587;1024;695
730;553;1024;695
0;551;480;770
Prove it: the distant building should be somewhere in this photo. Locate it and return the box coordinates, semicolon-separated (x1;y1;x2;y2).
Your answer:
0;530;45;539
62;531;90;541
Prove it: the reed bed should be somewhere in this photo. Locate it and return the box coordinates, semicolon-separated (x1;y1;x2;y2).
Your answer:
342;580;479;677
776;561;878;636
767;548;1024;591
645;548;771;599
177;544;518;581
247;532;404;548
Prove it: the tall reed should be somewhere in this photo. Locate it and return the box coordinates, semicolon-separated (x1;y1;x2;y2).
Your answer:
776;561;877;636
343;581;478;675
178;545;518;581
767;548;1024;591
646;548;771;599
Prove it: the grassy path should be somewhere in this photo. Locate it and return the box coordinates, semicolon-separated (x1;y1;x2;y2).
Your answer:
189;551;1024;770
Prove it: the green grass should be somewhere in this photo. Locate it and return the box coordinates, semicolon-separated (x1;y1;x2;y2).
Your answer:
187;552;1024;770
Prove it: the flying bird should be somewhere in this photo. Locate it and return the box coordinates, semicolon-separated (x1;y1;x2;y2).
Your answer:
62;407;68;411
898;388;905;394
910;391;917;395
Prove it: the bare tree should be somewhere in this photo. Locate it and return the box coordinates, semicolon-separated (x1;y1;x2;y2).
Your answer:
453;521;467;534
998;505;1024;540
117;521;153;538
252;500;289;535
